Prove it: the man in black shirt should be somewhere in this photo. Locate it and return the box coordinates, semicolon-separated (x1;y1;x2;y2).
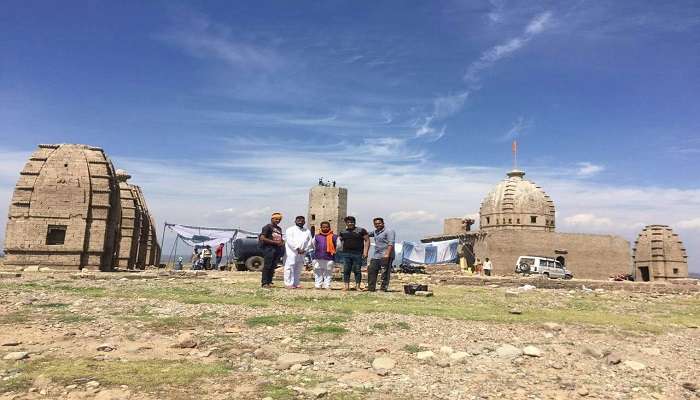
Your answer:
337;216;370;291
259;212;285;288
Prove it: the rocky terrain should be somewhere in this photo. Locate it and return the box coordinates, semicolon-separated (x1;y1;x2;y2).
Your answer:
0;271;698;399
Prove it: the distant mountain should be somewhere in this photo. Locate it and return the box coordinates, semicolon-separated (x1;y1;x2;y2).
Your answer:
689;272;700;279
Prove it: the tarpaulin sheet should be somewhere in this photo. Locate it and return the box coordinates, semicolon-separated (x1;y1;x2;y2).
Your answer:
167;224;240;247
401;239;459;265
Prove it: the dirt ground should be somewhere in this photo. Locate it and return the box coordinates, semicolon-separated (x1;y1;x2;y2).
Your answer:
0;270;698;400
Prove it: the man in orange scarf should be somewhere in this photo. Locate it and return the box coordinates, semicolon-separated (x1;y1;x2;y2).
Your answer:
312;221;337;289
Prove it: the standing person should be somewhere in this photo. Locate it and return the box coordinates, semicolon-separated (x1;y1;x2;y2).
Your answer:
483;257;493;276
215;243;225;270
458;242;470;273
367;217;395;292
312;221;337;289
202;245;212;270
284;216;313;289
191;247;200;270
337;216;369;291
474;258;483;276
259;212;285;288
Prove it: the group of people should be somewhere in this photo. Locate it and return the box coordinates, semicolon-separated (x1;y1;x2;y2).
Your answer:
258;212;396;292
463;257;493;276
189;243;225;270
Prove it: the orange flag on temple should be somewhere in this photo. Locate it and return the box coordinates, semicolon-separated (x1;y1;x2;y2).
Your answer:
512;139;517;154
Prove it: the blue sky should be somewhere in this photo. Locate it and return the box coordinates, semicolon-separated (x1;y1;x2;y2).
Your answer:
1;1;699;271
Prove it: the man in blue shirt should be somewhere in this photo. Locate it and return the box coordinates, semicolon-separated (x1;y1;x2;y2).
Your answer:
367;217;395;292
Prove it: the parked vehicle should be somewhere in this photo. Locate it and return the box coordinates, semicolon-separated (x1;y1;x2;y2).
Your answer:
515;255;573;279
232;237;265;271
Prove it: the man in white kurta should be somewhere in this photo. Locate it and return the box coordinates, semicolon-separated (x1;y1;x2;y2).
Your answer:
283;216;314;288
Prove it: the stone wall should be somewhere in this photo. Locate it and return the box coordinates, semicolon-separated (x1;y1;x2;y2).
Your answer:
429;274;700;294
473;230;631;280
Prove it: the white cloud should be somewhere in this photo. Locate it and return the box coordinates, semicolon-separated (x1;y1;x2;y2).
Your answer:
389;210;438;223
433;92;469;119
465;11;554;83
159;12;283;71
414;92;469;140
576;162;605;177
242;207;273;218
677;218;700;230
525;11;553;34
487;0;505;23
563;213;613;228
502;116;531;141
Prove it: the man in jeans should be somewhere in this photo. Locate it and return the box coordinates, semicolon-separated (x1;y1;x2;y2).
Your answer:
259;212;285;288
367;217;395;292
337;216;369;291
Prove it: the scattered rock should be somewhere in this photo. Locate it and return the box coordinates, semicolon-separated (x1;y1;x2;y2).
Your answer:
86;380;101;388
606;352;622;365
1;340;21;347
623;360;646;371
338;370;380;387
439;346;454;354
682;382;698;392
171;333;198;349
449;351;469;362
505;290;519;298
543;322;562;331
194;350;212;358
254;346;277;360
509;308;522;315
415;291;433;297
290;363;302;372
372;357;396;370
277;353;312;369
94;389;131;400
307;387;328;398
33;375;52;389
3;351;29;361
436;360;450;368
416;351;435;360
641;347;661;356
577;387;589;397
522;345;542;357
496;344;522;359
96;343;116;352
582;345;604;359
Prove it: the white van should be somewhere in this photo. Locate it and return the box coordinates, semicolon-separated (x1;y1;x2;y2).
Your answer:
515;255;573;279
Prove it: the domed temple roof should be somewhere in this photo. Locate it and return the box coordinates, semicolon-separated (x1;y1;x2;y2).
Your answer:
479;169;555;231
633;224;688;280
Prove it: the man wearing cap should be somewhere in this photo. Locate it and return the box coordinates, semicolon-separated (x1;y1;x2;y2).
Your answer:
259;212;285;288
284;216;314;288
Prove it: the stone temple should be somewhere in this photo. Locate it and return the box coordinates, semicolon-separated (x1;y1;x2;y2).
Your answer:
115;169;161;270
427;168;631;280
632;225;688;281
3;144;160;271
